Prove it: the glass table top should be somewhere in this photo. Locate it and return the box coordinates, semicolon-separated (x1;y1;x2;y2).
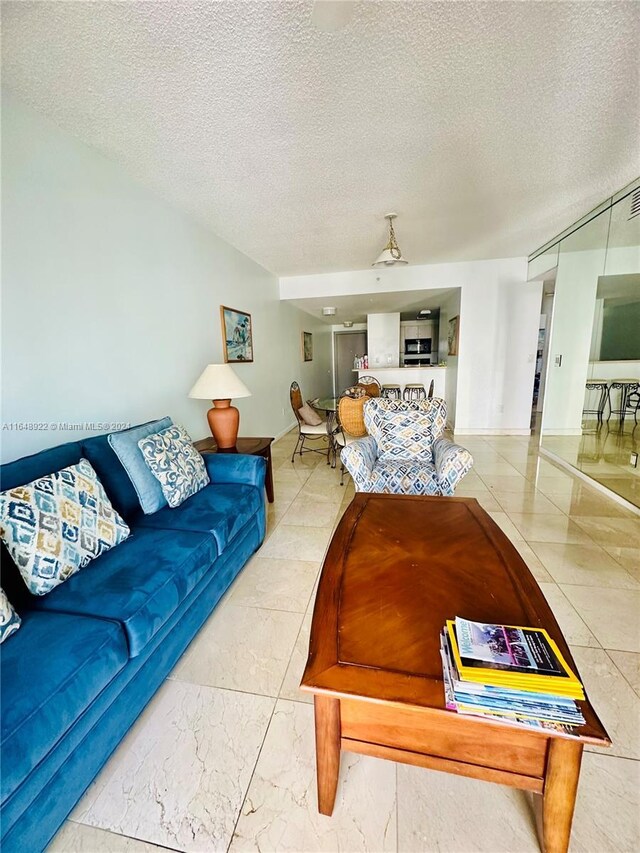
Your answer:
315;397;338;412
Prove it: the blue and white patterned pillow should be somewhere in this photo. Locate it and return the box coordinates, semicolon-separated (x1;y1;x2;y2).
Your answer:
0;587;21;643
138;424;210;509
0;458;130;596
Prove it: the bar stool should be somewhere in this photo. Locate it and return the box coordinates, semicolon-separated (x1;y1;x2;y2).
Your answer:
607;379;640;427
582;380;609;425
403;383;426;402
381;384;401;400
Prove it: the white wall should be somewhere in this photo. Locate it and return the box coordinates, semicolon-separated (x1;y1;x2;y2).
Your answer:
438;289;461;426
1;96;332;463
367;312;400;368
280;258;539;434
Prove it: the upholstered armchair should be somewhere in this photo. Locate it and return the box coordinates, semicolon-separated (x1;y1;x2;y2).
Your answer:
340;398;473;496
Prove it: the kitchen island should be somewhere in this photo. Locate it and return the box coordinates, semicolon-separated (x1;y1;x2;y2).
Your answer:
356;366;447;399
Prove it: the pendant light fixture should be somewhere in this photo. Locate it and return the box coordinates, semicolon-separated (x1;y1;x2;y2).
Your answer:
372;213;408;267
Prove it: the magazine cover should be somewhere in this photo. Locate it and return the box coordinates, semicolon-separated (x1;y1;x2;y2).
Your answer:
456;617;564;673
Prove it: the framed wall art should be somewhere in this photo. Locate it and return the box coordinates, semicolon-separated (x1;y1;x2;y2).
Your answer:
220;306;254;363
302;331;313;362
447;315;459;357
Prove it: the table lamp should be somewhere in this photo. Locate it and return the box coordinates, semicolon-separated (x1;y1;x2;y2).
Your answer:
188;364;251;449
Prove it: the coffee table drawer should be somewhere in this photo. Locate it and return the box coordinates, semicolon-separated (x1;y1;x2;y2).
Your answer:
340;697;548;779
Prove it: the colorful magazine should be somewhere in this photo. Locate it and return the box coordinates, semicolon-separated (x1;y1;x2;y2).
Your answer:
446;619;584;699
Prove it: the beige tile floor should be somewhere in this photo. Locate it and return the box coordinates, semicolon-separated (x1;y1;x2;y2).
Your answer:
49;431;640;852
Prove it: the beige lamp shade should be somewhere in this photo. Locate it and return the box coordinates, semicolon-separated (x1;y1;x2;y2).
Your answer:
188;364;251;401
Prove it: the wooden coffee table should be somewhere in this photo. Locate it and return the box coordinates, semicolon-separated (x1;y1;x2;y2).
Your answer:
301;494;610;853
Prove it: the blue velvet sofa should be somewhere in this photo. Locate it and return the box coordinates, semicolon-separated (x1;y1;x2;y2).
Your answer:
0;425;266;853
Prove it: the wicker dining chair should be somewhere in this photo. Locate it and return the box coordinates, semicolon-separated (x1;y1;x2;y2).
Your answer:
289;381;329;463
356;375;382;397
333;391;369;485
428;379;435;399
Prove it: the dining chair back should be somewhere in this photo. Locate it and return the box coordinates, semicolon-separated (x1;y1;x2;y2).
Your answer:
428;379;435;399
356;376;382;397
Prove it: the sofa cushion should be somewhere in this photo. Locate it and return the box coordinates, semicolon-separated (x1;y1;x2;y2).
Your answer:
30;527;215;657
81;432;143;520
0;441;83;493
370;459;441;496
134;482;262;554
0;459;130;596
138;424;209;508
0;610;128;805
107;417;172;515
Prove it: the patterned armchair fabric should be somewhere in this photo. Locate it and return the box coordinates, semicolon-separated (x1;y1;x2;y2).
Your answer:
341;398;473;496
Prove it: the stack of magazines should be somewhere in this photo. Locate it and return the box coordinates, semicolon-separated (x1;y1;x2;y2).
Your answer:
440;616;585;735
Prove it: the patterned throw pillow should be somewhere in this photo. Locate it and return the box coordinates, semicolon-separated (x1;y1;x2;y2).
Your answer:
138;424;210;508
0;458;130;596
0;587;21;643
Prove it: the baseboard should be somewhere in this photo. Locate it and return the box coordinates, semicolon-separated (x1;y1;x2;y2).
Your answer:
273;421;297;442
539;447;640;517
453;428;532;436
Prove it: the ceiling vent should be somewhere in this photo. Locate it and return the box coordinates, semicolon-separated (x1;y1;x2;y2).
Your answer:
629;188;640;220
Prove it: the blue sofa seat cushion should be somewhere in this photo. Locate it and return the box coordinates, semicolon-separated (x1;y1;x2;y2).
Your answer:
134;483;262;554
30;527;215;657
1;610;128;805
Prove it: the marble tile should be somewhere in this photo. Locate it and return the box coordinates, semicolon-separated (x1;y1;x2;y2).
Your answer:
508;513;595;545
296;481;346;504
48;822;166;852
258;524;333;562
280;496;341;528
279;613;313;705
560;585;640;653
479;474;533;494
496;491;564;515
605;546;640;582
273;467;313;486
571;646;640;760
397;763;539;852
229;700;396;852
74;681;273;852
606;650;640;698
470;459;524;476
537;583;599;648
535;475;583;496
228;556;319;612
453;489;504;513
530;543;638;589
572;516;640;550
546;490;637;518
571;752;640;852
511;541;554;583
487;511;525;542
172;604;302;696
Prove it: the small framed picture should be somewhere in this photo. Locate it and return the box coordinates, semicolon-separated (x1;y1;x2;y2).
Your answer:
302;331;313;362
447;315;459;357
221;306;254;363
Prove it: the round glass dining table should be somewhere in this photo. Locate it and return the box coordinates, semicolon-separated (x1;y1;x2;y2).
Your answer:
315;397;338;412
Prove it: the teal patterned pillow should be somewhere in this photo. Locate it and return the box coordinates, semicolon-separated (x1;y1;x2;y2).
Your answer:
0;458;130;596
0;588;21;643
138;424;210;508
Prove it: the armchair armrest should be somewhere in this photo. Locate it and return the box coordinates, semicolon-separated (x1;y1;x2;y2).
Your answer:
433;438;474;496
340;436;378;491
201;453;266;492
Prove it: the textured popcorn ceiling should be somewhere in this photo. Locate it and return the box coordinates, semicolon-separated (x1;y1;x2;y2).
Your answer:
2;1;639;276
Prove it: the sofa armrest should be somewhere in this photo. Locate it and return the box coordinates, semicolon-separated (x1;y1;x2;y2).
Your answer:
433;438;473;496
340;436;378;491
202;453;266;492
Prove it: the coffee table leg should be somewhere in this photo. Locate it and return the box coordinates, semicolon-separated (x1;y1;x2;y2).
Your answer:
534;739;583;853
314;695;341;816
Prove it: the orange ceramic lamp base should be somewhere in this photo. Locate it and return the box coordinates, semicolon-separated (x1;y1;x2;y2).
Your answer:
207;399;240;449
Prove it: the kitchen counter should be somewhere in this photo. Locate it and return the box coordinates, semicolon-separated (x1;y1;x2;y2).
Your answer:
356;366;446;398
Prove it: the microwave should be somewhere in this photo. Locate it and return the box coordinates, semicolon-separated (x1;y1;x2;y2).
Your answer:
405;338;431;355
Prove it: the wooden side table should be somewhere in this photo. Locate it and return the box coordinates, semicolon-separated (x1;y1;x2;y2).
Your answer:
194;436;275;503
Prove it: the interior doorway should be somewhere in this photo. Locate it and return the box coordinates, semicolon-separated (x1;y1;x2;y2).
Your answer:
531;282;555;433
334;331;367;396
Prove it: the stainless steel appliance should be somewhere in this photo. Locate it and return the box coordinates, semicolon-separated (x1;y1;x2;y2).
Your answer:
404;338;431;355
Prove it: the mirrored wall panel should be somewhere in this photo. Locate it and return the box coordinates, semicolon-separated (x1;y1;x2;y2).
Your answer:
530;179;640;508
